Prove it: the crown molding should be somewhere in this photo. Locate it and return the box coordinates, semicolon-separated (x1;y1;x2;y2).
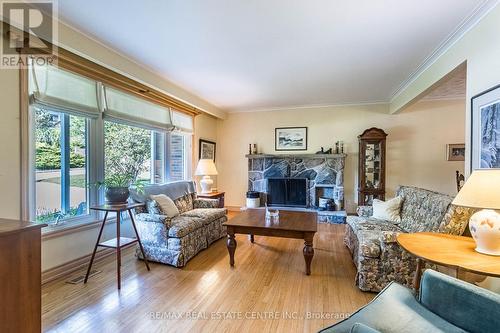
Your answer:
228;100;389;113
390;0;499;103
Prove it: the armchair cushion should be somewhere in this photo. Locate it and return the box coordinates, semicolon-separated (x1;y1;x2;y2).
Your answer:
135;213;172;227
420;270;500;333
193;198;220;209
346;216;403;234
168;215;205;238
182;208;227;224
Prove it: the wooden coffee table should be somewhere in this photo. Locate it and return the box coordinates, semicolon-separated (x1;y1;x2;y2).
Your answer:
222;209;317;275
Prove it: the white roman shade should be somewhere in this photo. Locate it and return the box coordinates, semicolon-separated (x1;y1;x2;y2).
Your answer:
29;64;100;117
103;86;173;131
171;109;194;133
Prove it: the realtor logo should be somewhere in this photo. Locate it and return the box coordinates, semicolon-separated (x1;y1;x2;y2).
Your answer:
1;0;57;68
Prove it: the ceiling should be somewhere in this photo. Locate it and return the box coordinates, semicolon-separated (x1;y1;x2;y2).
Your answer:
57;0;491;112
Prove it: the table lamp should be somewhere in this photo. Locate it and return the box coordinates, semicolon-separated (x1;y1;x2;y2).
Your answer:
195;159;218;194
452;169;500;256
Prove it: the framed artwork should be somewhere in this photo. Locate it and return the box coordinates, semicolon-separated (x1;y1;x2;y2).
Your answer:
275;127;308;151
199;139;216;161
447;144;465;161
471;84;500;169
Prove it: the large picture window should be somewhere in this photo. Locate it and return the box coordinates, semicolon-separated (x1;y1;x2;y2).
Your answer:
169;133;190;181
28;63;194;226
104;121;168;184
34;108;89;223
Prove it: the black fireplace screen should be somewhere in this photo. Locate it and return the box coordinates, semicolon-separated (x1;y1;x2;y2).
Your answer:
267;178;307;207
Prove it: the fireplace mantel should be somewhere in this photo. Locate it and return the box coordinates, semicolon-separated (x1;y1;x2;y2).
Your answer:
246;153;347;159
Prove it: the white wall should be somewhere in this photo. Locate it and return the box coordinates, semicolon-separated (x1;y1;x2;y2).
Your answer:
0;67;20;220
193;113;219;190
217;99;465;212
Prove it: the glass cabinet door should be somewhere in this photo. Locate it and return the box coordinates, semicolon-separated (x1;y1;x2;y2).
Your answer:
364;142;381;189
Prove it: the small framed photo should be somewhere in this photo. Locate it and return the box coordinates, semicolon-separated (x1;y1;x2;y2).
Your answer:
447;144;465;161
275;127;308;151
199;139;216;161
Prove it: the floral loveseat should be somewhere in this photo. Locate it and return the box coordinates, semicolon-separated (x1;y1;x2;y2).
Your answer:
345;186;475;292
129;181;227;267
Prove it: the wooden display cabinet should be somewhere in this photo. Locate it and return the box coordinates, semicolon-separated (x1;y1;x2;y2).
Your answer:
358;128;387;205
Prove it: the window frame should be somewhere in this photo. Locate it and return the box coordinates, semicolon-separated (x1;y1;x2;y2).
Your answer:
29;105;99;226
23;65;195;232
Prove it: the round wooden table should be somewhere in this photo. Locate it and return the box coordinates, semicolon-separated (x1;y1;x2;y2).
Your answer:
397;232;500;291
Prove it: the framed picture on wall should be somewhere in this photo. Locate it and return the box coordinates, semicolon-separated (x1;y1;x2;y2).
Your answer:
447;144;465;161
275;127;308;151
199;139;216;161
471;84;500;169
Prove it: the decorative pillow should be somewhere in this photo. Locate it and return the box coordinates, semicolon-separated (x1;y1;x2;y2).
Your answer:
150;194;179;218
174;194;194;214
372;197;402;223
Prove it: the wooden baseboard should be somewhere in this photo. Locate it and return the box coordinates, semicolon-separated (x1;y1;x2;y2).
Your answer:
41;243;135;285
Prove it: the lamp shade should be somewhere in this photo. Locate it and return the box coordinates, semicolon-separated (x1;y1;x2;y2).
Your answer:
195;159;218;176
452;169;500;209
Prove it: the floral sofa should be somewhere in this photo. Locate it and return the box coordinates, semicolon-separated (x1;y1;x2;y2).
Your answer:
345;186;475;292
129;181;227;267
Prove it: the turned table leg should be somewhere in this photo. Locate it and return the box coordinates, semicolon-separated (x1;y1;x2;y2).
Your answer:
303;233;314;276
227;231;237;267
414;258;424;292
249;234;254;243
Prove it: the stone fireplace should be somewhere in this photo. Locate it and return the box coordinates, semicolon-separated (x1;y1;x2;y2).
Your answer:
247;153;346;220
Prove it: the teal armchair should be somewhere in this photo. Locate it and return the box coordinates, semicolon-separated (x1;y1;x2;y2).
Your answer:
320;269;500;333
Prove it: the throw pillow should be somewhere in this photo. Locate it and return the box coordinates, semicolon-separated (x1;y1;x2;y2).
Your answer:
372;197;402;223
150;194;179;218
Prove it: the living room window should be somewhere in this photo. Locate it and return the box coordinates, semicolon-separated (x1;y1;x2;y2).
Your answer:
104;121;165;184
33;107;90;223
169;132;191;181
27;63;194;227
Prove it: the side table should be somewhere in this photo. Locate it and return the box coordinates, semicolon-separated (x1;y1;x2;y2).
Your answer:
397;232;500;292
197;191;225;208
85;203;150;289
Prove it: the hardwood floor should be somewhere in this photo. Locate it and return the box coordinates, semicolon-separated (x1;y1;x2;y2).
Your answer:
42;218;374;333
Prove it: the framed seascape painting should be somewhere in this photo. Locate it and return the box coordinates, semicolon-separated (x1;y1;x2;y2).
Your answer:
199;139;216;161
275;127;308;151
471;84;500;169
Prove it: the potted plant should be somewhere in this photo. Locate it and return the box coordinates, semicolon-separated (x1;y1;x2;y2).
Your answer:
96;173;144;204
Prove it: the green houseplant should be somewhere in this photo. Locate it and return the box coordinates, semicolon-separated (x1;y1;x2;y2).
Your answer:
96;173;145;204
